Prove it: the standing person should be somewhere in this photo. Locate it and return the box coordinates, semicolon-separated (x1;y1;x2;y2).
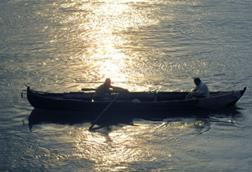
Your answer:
186;77;209;98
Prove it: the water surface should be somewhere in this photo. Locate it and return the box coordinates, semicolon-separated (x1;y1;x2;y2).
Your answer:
0;0;252;171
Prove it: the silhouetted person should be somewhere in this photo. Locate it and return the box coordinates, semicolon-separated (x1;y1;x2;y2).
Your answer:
95;78;128;97
186;77;209;99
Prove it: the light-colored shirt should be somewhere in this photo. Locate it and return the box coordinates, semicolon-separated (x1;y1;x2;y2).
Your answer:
194;81;209;97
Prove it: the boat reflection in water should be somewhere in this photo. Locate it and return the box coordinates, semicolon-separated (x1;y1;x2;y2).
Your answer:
28;108;134;130
28;107;242;131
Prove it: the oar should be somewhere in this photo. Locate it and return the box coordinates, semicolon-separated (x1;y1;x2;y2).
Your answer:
81;88;96;91
89;94;120;131
80;81;172;91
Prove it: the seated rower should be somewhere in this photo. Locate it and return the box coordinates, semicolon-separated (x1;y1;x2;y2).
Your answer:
186;77;209;99
95;78;128;97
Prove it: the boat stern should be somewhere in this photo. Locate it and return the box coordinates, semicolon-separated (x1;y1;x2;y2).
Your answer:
197;87;246;109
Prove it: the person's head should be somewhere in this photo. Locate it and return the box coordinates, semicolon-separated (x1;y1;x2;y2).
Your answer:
104;78;111;87
194;77;201;86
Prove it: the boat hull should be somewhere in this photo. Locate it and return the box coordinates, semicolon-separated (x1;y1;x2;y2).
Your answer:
26;87;246;127
26;87;246;113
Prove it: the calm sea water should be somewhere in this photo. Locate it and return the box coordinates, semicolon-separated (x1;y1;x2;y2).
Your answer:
1;0;252;171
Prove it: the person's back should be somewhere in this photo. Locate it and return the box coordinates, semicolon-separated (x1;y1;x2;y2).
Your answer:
95;78;112;97
193;78;209;98
193;78;209;97
186;78;209;99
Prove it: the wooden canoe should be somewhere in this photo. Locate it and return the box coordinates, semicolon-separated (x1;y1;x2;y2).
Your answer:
26;86;246;113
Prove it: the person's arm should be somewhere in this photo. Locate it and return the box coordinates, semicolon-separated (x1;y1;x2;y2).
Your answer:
111;86;129;93
192;86;199;92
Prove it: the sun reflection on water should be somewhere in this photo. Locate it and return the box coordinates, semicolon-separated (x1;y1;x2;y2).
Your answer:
76;0;160;88
35;0;181;91
65;119;208;172
72;125;153;171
